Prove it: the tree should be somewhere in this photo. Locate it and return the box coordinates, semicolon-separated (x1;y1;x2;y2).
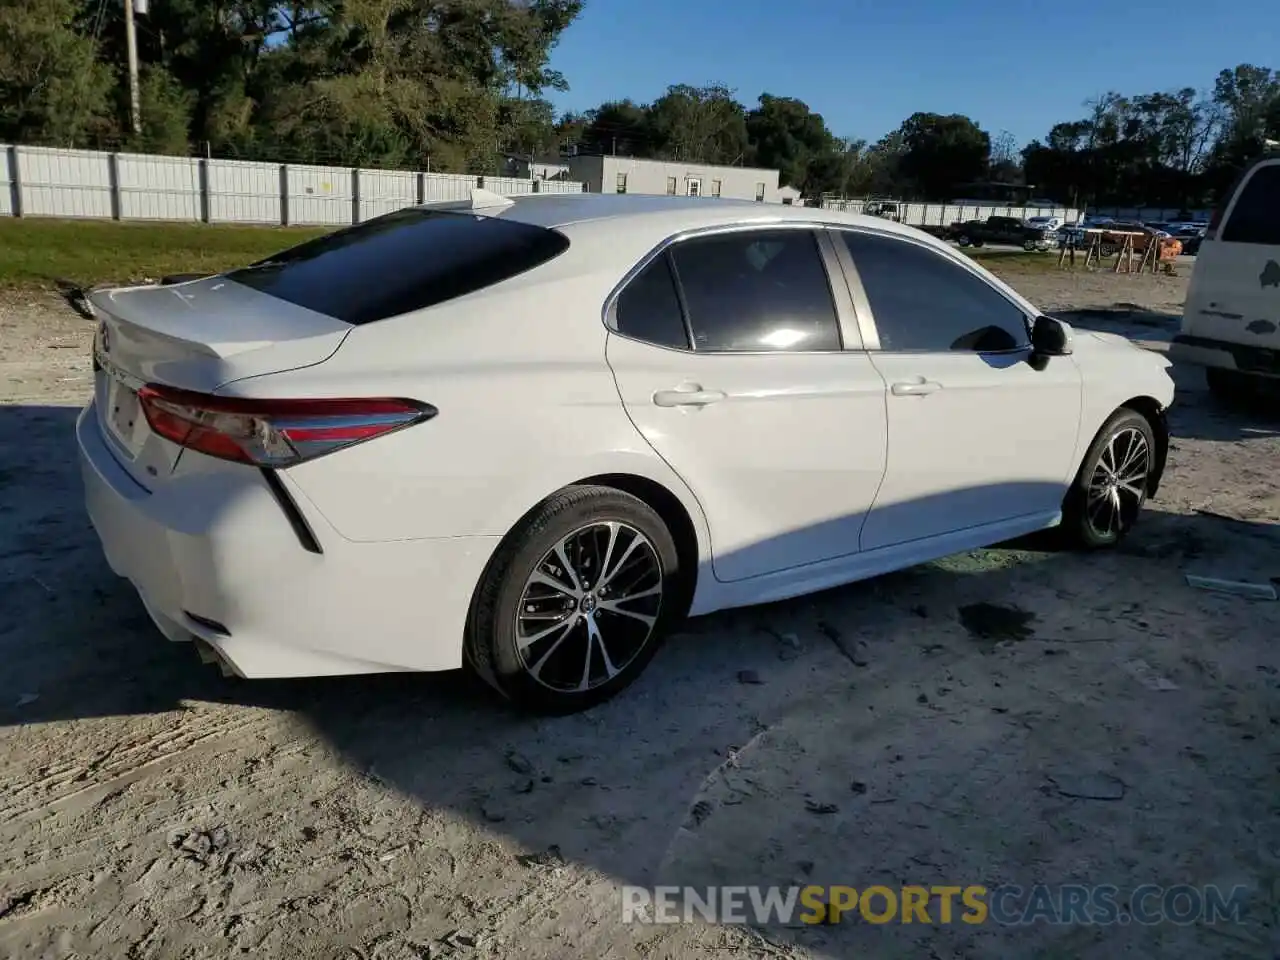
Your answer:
988;129;1021;182
645;84;748;164
0;0;113;146
895;112;990;198
578;100;651;156
745;94;841;191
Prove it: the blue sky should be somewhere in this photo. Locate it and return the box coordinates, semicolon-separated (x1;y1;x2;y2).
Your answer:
547;0;1279;148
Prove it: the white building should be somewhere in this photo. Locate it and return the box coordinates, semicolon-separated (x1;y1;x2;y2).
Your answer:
565;155;785;203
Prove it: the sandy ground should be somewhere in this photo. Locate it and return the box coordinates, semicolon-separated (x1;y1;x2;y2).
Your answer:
2;264;1280;960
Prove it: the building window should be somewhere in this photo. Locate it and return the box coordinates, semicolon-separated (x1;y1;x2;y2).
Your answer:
711;180;722;198
755;182;766;202
616;172;627;194
666;176;677;195
688;178;702;197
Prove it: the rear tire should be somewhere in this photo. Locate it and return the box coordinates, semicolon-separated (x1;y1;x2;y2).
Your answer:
1061;409;1156;549
466;485;683;714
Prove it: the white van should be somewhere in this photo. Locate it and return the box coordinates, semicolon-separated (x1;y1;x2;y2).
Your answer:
1171;155;1280;400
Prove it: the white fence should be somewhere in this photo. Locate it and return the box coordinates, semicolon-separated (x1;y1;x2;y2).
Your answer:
0;145;586;225
821;197;1081;226
1087;205;1214;222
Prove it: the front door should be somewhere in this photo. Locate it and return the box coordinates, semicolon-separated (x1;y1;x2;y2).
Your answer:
833;229;1083;551
605;227;888;582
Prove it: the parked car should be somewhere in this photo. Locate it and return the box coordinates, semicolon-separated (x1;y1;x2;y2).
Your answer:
78;192;1175;713
1172;155;1280;401
951;216;1033;247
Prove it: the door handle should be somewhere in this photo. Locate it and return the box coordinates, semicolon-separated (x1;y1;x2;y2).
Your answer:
890;378;942;396
652;384;727;407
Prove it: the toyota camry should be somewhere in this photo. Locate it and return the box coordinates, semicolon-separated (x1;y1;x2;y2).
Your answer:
78;190;1175;713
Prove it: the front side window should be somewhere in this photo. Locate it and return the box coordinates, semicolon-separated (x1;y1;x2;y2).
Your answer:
669;230;841;352
1221;163;1280;245
839;231;1029;353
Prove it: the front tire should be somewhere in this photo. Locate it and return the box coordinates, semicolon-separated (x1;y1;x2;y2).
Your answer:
466;485;682;714
1205;367;1260;407
1061;409;1156;548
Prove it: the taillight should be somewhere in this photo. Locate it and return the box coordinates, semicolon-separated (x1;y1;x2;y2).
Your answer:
136;384;435;466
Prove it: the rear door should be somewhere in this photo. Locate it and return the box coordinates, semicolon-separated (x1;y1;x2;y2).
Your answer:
1185;159;1280;353
605;226;889;582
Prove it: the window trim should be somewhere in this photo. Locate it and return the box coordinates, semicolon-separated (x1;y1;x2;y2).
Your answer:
828;226;1035;355
603;221;865;354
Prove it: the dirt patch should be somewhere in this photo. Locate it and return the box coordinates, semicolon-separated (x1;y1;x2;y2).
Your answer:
2;269;1280;960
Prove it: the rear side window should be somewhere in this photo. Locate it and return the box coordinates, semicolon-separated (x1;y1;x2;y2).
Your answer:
227;208;570;325
670;230;841;351
615;255;690;349
1221;164;1280;245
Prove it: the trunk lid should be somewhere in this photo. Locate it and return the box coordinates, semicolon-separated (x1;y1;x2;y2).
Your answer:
90;275;352;489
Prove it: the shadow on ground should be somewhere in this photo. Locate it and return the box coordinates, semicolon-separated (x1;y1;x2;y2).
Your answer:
3;390;1280;958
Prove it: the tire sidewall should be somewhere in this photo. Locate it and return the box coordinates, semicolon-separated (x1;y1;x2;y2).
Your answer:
1066;410;1155;548
473;487;682;713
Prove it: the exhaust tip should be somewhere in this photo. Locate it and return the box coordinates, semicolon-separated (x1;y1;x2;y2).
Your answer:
191;638;242;679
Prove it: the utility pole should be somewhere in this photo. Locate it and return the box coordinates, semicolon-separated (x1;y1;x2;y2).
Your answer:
123;0;142;135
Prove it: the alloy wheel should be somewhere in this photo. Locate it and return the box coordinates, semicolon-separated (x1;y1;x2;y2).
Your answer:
1085;426;1150;539
514;521;664;693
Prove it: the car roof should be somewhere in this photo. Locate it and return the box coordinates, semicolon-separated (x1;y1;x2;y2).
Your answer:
467;192;949;263
482;191;925;237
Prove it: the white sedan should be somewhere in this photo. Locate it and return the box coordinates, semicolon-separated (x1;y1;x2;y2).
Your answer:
78;191;1175;713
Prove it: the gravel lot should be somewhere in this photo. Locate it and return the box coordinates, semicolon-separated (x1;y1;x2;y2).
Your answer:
2;264;1279;960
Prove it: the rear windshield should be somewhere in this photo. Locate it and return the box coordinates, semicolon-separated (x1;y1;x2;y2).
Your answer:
227;208;570;325
1221;163;1280;245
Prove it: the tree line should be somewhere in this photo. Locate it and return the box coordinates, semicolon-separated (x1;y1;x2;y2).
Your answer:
1;2;1277;206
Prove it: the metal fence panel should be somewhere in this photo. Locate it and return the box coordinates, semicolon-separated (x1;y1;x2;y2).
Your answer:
287;164;353;226
484;176;536;195
359;169;417;220
422;172;476;202
537;179;586;194
0;147;12;216
206;159;280;224
118;152;201;221
19;146;113;218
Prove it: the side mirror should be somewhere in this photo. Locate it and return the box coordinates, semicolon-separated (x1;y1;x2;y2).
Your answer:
1031;315;1073;358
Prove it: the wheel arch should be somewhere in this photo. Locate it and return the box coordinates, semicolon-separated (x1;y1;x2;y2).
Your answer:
466;468;709;639
1118;395;1169;497
574;472;701;617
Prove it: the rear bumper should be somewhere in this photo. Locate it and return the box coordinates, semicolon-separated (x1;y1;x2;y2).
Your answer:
77;401;499;677
1169;335;1280;378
